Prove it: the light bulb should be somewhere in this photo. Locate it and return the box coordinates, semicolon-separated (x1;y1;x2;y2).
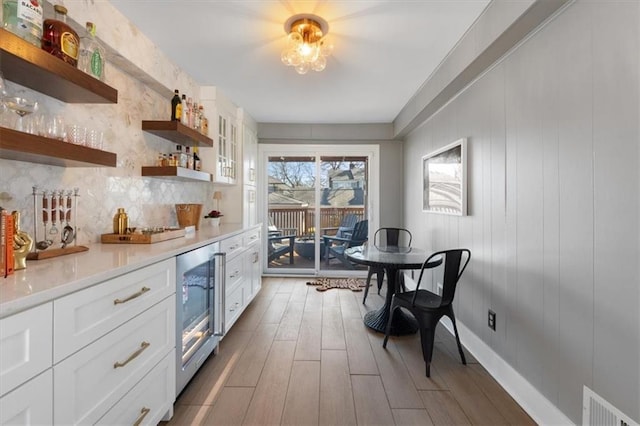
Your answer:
289;51;302;67
311;55;326;72
295;62;310;75
320;40;334;56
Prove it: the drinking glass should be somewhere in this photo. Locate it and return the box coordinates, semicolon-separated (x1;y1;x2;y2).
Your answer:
66;124;86;145
3;96;38;132
87;129;103;149
46;115;65;140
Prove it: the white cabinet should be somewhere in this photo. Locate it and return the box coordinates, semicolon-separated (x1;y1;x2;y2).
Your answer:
200;87;238;185
0;370;53;425
0;259;176;426
53;258;176;425
220;227;262;334
0;302;52;397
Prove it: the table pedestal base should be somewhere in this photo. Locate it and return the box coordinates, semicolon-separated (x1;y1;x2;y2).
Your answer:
364;307;418;335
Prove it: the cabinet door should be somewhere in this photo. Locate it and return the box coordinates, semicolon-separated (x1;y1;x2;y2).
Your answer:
0;370;53;425
243;126;257;186
0;303;52;397
213;113;238;184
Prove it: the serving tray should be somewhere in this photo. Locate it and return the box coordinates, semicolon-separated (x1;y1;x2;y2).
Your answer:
101;228;185;244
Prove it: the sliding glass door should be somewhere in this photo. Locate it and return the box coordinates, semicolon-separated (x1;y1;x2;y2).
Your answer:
260;145;379;276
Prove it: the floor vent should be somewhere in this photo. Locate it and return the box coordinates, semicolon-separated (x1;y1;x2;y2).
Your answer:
582;386;638;426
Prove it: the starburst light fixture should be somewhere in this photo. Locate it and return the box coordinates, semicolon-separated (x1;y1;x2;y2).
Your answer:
281;14;333;75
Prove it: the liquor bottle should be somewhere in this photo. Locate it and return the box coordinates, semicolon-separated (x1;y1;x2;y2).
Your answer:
2;0;43;47
174;145;187;168
78;22;105;81
171;89;182;121
193;147;201;171
185;146;194;169
180;94;189;126
200;107;208;136
41;5;80;67
187;98;194;128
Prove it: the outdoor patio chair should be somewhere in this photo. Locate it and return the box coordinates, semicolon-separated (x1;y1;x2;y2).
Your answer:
323;219;368;269
268;233;295;264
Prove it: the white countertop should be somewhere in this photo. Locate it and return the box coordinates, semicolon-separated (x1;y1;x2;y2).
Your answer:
0;224;251;318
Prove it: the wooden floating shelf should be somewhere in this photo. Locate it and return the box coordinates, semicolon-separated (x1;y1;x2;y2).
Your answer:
141;166;212;182
0;29;118;104
0;127;117;167
141;120;213;147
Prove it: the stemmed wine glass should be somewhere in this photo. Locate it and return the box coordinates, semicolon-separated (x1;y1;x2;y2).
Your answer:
3;96;38;132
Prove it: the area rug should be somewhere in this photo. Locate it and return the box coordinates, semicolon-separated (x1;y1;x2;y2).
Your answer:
306;278;367;292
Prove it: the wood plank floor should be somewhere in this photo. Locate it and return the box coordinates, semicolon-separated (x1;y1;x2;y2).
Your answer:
165;277;536;426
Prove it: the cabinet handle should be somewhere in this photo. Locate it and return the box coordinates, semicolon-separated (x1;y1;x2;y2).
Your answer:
229;270;240;278
114;341;150;369
114;287;150;305
253;252;259;263
133;407;151;426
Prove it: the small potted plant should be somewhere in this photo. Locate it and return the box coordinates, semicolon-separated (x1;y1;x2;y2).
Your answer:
204;210;223;226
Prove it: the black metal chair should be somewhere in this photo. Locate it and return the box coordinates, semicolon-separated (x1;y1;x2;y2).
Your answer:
362;227;412;304
383;249;471;377
323;220;368;268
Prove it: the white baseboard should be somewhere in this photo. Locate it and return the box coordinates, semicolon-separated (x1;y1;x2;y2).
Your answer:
439;318;574;426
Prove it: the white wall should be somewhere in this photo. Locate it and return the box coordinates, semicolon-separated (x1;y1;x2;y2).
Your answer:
403;1;639;423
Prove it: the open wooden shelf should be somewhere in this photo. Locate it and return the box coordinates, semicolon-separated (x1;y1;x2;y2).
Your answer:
141;166;212;182
141;120;213;147
0;28;118;104
0;127;117;167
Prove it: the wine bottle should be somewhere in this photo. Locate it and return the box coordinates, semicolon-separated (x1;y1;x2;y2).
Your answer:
171;89;182;121
193;147;201;171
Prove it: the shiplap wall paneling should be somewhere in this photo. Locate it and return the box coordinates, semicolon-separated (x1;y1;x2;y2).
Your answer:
591;2;639;418
555;4;595;421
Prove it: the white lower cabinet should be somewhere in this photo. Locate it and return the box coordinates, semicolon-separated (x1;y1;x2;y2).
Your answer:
0;302;52;397
0;258;176;426
0;370;53;425
54;298;175;425
221;227;261;335
96;351;174;426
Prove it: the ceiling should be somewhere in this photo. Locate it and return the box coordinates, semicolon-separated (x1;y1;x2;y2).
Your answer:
109;1;490;124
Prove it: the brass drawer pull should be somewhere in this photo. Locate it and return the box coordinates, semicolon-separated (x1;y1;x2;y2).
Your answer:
133;407;151;426
114;287;150;305
114;341;150;369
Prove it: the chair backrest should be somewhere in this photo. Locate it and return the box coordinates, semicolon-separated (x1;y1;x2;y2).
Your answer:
415;249;471;307
336;213;358;237
374;228;412;248
347;220;368;247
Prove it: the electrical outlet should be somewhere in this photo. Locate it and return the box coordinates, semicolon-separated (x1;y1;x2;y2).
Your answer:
488;310;496;331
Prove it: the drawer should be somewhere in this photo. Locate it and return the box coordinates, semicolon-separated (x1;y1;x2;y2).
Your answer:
54;297;175;426
0;303;52;397
224;284;243;332
225;254;244;295
243;228;260;247
54;258;175;362
96;351;175;426
0;369;52;425
220;234;244;259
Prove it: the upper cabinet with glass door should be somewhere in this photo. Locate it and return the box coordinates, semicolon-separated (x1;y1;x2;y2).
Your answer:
200;87;238;185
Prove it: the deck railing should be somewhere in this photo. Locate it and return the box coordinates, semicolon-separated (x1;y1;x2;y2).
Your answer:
269;207;365;236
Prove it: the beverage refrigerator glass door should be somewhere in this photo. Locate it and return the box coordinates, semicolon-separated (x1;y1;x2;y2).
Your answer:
175;242;224;395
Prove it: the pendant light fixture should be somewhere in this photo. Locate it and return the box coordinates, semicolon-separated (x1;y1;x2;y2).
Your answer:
281;14;333;75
